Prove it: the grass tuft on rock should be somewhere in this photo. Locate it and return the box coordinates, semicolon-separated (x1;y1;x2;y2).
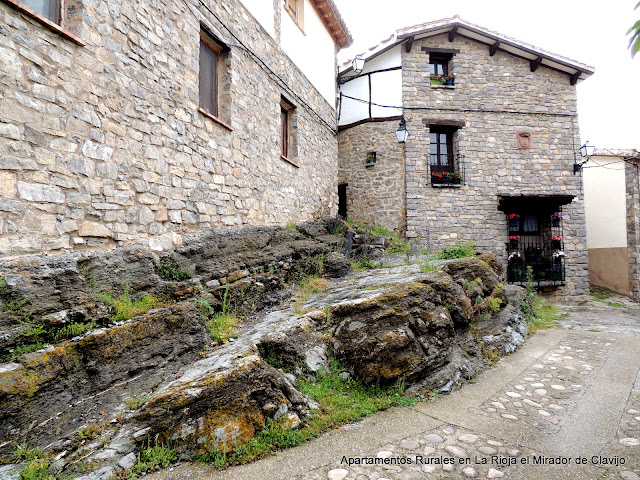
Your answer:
156;258;192;282
97;286;163;322
197;287;240;344
438;242;475;259
200;360;414;468
132;443;179;475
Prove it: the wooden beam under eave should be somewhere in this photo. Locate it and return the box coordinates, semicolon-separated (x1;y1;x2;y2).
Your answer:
448;26;458;42
570;71;581;85
530;56;543;72
405;36;414;53
489;41;500;56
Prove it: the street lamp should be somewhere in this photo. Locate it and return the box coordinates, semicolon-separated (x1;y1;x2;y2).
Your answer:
396;117;408;143
574;141;595;174
352;55;365;74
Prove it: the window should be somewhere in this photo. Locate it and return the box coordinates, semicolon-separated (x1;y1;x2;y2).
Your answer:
429;53;450;77
18;0;60;24
280;97;298;166
430;127;454;174
281;105;290;158
430;125;464;186
284;0;303;28
505;208;565;286
199;29;224;118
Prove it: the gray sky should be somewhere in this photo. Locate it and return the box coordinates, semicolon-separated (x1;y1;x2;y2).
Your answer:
334;0;640;150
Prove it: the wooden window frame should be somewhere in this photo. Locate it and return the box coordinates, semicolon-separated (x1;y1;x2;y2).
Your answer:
18;0;61;24
280;97;299;167
429;53;452;77
284;0;304;30
281;105;290;159
429;127;455;174
2;0;83;44
199;28;224;119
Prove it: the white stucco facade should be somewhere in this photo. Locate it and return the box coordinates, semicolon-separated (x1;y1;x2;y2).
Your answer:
238;0;276;38
338;45;403;125
583;155;627;249
280;0;338;106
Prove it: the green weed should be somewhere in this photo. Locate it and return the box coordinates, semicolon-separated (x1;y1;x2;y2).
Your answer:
78;422;106;441
606;301;626;308
99;284;163;322
156;258;192;282
199;360;413;468
19;458;55;480
198;298;239;344
52;321;96;342
125;395;149;411
4;298;31;323
293;277;329;314
419;261;438;273
132;441;179;475
528;297;561;333
438;242;475;259
589;286;610;301
349;257;383;272
285;222;297;231
12;444;42;462
0;275;10;295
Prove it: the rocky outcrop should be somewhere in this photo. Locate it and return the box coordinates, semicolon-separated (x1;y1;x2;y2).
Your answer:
0;223;531;479
0;302;209;450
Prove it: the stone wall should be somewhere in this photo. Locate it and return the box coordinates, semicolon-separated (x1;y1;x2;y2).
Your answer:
626;160;640;301
338;32;590;297
337;120;406;232
0;0;338;258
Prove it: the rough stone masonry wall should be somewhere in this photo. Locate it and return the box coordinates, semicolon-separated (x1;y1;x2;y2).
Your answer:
625;160;640;301
401;33;588;297
0;0;338;258
337;120;406;232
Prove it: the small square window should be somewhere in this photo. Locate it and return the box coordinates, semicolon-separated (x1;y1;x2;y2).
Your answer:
19;0;61;24
429;54;450;76
366;152;376;166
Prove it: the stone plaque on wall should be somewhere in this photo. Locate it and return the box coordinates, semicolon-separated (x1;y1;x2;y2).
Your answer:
517;131;533;150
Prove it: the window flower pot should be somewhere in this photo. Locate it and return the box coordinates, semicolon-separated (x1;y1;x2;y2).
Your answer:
509;240;519;249
552;240;561;249
445;78;455;86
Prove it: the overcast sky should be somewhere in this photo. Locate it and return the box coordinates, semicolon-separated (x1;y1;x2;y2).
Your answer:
334;0;640;150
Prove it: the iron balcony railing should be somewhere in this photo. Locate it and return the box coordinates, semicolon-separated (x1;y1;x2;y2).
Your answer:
429;155;466;186
506;241;565;286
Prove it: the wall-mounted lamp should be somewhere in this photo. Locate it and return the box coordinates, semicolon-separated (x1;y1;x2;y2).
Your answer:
352;55;365;75
338;55;366;85
396;117;408;143
573;141;595;174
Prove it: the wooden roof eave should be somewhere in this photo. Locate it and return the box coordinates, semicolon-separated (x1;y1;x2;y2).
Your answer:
310;0;353;48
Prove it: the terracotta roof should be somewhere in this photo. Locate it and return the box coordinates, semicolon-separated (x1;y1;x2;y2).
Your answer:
310;0;352;48
340;16;594;83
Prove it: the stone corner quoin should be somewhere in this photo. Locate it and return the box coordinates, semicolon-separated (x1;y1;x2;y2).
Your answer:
0;0;340;258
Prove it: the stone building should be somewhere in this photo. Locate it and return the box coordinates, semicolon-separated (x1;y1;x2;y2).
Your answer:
583;149;640;298
337;17;594;296
0;0;351;256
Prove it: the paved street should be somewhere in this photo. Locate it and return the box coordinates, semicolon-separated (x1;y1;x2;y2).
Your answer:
148;299;640;480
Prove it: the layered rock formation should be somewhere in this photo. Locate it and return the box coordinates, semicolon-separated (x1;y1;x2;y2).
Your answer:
0;222;529;479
